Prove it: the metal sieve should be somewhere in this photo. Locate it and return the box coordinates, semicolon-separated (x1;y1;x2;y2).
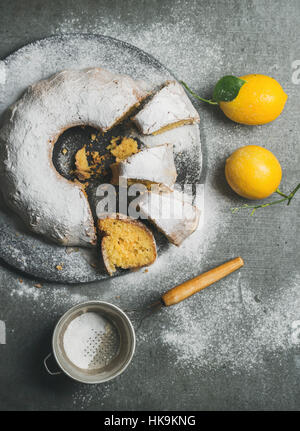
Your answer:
44;301;136;384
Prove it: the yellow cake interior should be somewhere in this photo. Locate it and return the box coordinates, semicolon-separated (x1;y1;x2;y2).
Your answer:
107;137;139;161
127;179;159;190
75;146;91;180
152;119;193;135
107;100;145;131
74;136;139;182
75;145;108;180
98;218;156;274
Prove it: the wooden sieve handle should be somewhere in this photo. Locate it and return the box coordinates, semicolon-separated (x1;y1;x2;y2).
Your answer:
162;257;244;307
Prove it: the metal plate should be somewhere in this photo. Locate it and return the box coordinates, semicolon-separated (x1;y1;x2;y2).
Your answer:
0;34;202;283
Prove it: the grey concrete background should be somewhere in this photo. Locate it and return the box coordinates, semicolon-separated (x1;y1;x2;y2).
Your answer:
0;0;299;411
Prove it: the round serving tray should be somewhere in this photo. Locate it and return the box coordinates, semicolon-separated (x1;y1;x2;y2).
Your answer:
0;34;202;283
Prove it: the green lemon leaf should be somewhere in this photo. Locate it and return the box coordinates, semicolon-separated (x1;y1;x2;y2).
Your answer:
212;75;246;103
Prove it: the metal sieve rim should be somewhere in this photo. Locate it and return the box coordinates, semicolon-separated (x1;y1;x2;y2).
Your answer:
51;300;136;384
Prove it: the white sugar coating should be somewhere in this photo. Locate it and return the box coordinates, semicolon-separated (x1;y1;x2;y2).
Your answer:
0;32;203;283
111;144;177;189
133;81;200;134
136;189;201;246
131;123;201;153
0;62;6;85
63;312;119;370
0;68;151;247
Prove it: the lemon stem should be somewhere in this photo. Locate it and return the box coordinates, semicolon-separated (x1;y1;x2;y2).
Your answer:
231;182;300;215
275;188;288;198
180;81;218;105
287;182;300;205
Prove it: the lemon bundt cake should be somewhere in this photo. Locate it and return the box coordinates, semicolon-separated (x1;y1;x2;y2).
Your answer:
0;68;149;246
111;144;177;190
137;190;200;246
132;81;200;135
98;213;157;275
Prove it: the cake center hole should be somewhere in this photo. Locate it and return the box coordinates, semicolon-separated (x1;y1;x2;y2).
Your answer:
52;126;103;181
52;123;140;184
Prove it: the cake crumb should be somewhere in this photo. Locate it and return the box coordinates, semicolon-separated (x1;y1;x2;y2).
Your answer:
75;146;109;181
108;137;139;162
19;279;23;283
75;146;91;180
56;265;63;271
62;148;68;155
107;136;120;150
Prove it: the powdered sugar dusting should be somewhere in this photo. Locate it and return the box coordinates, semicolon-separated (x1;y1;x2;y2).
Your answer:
9;279;89;313
63;312;119;370
0;10;297;410
0;34;178;282
0;68;151;248
158;275;300;373
52;14;224;86
0;61;6;85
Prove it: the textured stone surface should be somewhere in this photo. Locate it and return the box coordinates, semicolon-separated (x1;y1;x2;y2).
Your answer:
0;0;299;411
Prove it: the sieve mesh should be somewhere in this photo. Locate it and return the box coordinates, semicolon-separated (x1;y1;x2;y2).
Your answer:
62;312;120;371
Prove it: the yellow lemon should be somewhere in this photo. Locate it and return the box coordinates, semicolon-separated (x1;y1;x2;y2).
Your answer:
225;145;282;199
219;74;287;125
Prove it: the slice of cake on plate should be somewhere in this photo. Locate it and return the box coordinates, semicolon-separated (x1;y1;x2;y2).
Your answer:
98;213;157;275
110;143;177;190
136;190;200;246
132;81;200;135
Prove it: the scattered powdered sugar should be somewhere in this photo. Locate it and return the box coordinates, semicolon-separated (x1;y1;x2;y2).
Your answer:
0;12;297;410
11;282;41;301
72;381;112;409
158;276;300;373
133;182;299;374
9;279;90;313
0;61;6;85
52;13;224;87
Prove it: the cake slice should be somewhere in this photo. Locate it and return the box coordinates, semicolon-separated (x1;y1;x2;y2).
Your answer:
110;143;177;190
136;190;200;246
86;68;151;132
98;213;157;275
132;81;200;135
